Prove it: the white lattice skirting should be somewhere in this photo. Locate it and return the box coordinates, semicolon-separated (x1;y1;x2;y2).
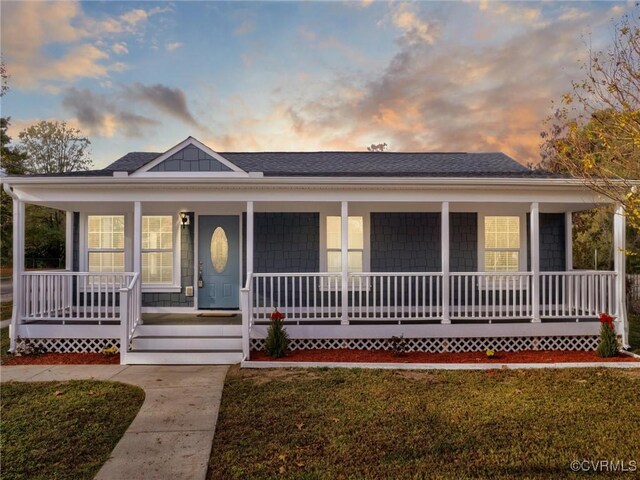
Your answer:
27;338;119;353
251;336;602;353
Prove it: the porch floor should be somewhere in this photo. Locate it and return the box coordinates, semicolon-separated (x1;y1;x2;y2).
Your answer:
141;313;241;326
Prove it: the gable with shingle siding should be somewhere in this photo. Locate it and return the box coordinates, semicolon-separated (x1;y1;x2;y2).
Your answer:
148;145;233;172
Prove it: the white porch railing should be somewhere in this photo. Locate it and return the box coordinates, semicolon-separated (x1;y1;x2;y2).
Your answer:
349;272;443;321
540;271;616;319
119;272;141;364
21;271;138;323
249;271;617;324
252;272;343;322
449;272;533;320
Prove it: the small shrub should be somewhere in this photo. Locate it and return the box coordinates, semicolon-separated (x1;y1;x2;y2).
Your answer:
265;308;289;358
14;337;45;357
486;349;496;358
596;312;619;358
388;335;407;357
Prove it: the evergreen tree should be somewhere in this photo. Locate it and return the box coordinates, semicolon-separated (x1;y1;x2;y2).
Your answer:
265;308;289;358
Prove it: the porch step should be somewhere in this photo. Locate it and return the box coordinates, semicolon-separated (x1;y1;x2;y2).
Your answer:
124;350;243;365
135;324;242;337
131;335;242;351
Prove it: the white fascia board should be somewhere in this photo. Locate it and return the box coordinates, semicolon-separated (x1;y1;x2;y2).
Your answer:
0;175;618;188
131;136;247;175
9;184;611;206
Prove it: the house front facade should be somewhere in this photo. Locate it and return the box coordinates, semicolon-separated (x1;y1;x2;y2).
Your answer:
2;137;629;364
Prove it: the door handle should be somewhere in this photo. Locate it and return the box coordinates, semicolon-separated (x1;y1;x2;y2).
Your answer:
198;262;204;288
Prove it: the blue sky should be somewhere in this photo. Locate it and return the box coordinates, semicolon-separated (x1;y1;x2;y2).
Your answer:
0;1;631;168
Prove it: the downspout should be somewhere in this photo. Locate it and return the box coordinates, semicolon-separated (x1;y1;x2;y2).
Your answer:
2;182;21;352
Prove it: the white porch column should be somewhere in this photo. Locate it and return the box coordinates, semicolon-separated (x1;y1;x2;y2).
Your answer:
341;201;349;325
65;211;73;271
242;201;254;359
613;204;628;347
133;201;142;324
565;212;573;271
246;201;254;276
441;201;450;324
530;202;541;322
10;198;25;351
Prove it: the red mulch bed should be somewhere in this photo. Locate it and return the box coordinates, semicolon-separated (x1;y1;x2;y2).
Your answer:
251;349;640;364
2;353;120;365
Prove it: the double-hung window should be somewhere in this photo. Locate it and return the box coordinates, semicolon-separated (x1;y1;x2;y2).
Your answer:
142;216;174;285
484;216;520;272
326;216;364;273
88;215;125;273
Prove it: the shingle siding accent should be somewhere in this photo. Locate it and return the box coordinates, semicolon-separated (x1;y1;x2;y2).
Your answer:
450;213;478;272
527;213;566;272
149;145;233;172
72;212;79;272
142;212;195;307
370;213;441;272
250;213;320;273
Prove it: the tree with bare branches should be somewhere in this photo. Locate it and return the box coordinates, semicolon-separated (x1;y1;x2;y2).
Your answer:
541;7;640;231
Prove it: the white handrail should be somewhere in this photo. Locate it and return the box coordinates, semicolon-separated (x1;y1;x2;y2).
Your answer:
241;273;253;361
119;272;140;365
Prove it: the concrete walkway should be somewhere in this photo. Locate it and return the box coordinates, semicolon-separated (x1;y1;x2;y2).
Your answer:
1;364;228;480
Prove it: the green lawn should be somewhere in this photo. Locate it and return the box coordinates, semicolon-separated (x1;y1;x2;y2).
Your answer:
209;367;640;479
1;301;12;320
1;380;144;480
629;313;640;355
1;327;10;363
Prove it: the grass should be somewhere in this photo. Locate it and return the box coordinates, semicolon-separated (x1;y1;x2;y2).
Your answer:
1;327;9;363
209;367;640;480
1;380;144;480
2;302;13;363
629;313;640;355
1;301;12;321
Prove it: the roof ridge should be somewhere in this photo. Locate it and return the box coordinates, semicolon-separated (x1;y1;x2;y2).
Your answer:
220;151;481;154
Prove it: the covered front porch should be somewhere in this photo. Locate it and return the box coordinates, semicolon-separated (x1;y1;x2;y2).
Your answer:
5;187;629;363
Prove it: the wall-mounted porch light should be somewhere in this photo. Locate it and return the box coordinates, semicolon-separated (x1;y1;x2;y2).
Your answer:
179;212;190;228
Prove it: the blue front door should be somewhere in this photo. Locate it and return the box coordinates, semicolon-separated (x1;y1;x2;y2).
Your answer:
198;216;240;309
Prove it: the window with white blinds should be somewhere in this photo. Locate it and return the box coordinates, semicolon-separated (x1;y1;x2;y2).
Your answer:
88;215;125;273
484;216;520;272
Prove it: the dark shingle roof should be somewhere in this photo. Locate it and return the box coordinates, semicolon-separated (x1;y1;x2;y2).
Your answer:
104;152;161;172
222;152;534;177
98;150;547;178
16;150;555;178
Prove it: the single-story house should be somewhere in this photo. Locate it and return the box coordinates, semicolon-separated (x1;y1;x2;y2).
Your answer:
1;137;629;364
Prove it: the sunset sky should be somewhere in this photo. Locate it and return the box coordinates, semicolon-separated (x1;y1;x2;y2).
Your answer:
0;1;630;168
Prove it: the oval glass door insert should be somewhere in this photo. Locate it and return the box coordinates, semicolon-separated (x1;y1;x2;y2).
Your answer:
210;227;229;273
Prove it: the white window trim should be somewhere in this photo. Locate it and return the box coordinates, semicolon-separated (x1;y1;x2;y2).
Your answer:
319;212;370;273
80;213;181;293
319;212;370;290
478;212;528;273
80;214;128;275
141;215;181;292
